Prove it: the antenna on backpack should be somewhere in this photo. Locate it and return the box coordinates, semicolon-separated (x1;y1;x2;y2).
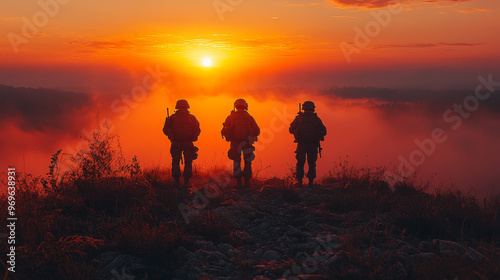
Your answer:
167;108;170;118
298;103;302;114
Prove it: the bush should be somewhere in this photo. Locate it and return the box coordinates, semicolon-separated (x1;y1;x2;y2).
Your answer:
66;122;139;183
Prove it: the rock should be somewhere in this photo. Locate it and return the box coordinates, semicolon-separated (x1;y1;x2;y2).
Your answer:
324;252;348;271
195;240;215;250
436;240;467;254
363;247;383;263
400;244;419;255
227;249;244;259
434;240;487;262
464;247;488;262
253;276;272;280
236;218;251;227
216;243;236;255
176;246;193;258
305;221;323;232
260;221;273;231
195;249;210;259
254;248;264;259
262;250;281;262
207;251;227;262
186;267;201;280
418;241;434;252
298;242;318;252
410;253;436;265
234;203;255;212
104;254;145;275
96;251;118;267
277;235;293;246
286;225;304;237
232;230;253;244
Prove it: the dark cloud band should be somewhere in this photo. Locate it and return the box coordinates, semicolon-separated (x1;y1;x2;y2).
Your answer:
0;85;93;133
329;0;473;9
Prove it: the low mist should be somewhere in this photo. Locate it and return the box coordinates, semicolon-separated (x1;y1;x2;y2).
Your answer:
2;82;499;198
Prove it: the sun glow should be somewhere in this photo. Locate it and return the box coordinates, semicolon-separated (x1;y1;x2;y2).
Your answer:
202;57;213;67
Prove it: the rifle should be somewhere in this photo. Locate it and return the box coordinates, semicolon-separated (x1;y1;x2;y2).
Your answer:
318;142;323;158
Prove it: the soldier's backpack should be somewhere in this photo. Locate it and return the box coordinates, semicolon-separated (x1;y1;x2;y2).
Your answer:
170;113;196;141
296;113;325;143
223;112;253;142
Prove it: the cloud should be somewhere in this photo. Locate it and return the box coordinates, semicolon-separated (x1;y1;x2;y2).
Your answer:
283;1;324;7
370;42;481;49
320;87;500;116
330;15;357;18
0;17;21;22
67;34;307;58
458;8;487;13
328;0;474;9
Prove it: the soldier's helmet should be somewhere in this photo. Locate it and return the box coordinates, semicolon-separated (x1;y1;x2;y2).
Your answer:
175;99;190;109
234;99;248;110
302;101;315;111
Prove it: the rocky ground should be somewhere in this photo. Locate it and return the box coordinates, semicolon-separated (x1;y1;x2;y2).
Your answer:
90;179;497;280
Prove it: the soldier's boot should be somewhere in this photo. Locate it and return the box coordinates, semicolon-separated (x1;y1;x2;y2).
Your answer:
174;177;180;187
308;178;314;187
236;177;243;188
298;178;303;187
244;178;251;189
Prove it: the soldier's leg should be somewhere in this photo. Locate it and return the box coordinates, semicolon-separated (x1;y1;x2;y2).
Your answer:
242;143;256;188
182;143;195;186
306;144;318;186
170;144;182;186
295;143;306;185
183;157;193;187
229;142;243;186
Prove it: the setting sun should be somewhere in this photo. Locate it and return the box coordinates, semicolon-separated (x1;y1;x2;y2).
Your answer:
202;57;213;67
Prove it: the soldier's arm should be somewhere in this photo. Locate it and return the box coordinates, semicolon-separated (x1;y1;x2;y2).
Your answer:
250;116;260;136
318;117;327;137
221;116;228;129
192;115;201;137
221;114;232;137
289;116;298;134
164;115;172;128
163;115;174;139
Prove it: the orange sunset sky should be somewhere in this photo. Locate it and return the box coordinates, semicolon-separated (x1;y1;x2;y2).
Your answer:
1;0;499;196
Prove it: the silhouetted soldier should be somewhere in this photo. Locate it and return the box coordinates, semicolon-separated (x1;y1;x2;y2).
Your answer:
163;99;201;189
289;101;327;187
221;99;260;188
